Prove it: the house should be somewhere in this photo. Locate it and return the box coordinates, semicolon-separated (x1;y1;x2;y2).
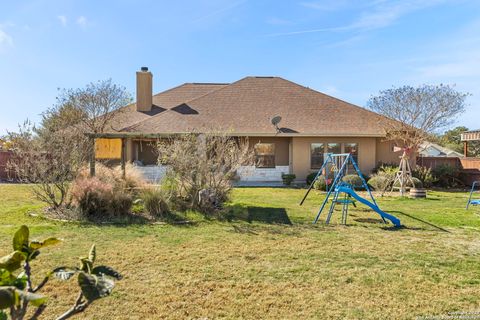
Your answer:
94;67;403;183
418;142;463;158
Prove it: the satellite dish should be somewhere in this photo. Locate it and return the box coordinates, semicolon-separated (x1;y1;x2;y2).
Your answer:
271;116;282;126
271;116;282;133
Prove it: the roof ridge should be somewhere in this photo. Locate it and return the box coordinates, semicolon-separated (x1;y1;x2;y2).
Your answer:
188;82;230;85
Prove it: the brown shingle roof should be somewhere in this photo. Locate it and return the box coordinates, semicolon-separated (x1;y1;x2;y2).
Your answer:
110;77;390;136
108;83;228;131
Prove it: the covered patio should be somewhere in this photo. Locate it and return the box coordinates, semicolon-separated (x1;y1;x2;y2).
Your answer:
461;129;480;157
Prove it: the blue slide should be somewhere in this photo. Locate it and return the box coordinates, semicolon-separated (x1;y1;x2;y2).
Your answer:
336;186;401;227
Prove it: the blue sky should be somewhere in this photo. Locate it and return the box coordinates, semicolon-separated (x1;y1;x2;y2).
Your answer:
1;0;479;135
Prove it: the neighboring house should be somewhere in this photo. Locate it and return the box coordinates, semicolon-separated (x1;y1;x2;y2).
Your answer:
95;67;403;183
418;142;463;158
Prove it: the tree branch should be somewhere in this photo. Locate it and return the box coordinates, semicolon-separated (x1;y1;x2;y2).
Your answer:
55;292;90;320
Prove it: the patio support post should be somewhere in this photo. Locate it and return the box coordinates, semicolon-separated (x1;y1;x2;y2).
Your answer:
464;141;468;157
89;136;95;177
121;138;126;179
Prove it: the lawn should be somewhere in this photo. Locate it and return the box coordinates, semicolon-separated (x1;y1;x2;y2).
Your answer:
1;184;480;319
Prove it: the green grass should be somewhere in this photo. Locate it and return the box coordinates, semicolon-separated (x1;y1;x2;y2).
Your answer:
1;184;480;319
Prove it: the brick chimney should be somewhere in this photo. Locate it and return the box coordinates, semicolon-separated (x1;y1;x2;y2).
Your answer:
136;67;153;112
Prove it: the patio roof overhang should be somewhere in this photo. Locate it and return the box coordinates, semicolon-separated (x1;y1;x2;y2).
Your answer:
461;130;480;142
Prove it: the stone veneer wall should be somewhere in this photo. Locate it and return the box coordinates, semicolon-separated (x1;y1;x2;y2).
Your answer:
135;165;168;184
135;165;290;183
236;166;290;182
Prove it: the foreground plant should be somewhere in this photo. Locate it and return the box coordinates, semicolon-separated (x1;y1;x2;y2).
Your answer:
0;226;121;320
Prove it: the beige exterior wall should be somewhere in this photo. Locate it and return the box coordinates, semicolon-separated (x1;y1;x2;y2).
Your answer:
116;135;404;183
248;136;291;166
375;139;399;165
291;137;378;181
376;139;417;168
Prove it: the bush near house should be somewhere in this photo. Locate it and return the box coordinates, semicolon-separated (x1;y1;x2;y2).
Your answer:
306;172;318;185
341;174;364;189
368;175;391;192
281;174;296;186
412;166;437;188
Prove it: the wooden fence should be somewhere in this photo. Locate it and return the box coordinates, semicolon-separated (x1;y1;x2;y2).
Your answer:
416;156;480;186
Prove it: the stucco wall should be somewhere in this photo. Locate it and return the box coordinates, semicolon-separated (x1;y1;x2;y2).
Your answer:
291;137;377;181
375;139;402;165
248;136;291;166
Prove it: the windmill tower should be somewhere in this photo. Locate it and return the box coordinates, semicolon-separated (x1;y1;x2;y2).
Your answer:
391;146;416;196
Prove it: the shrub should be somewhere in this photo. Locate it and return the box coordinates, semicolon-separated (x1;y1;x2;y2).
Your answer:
70;177;113;217
368;175;391;192
70;176;133;219
393;177;423;189
142;187;170;219
412;166;436;188
432;164;462;188
281;174;296;186
313;176;327;191
306;172;318;185
157;132;254;215
342;174;363;189
372;162;398;174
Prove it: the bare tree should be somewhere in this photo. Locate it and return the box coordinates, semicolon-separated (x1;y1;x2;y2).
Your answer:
367;84;470;149
7;80;132;210
7;121;83;209
56;79;131;134
157;132;254;214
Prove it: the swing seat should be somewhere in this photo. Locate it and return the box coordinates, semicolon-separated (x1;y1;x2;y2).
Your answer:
470;199;480;206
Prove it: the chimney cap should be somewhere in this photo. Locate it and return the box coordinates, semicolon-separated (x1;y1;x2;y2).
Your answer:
140;66;149;72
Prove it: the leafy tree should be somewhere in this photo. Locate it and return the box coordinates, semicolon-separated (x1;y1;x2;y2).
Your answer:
367;84;470;149
438;126;480;157
0;225;121;320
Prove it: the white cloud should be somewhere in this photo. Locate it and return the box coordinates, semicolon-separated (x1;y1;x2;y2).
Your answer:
0;28;13;51
57;15;67;27
269;0;447;36
76;16;88;29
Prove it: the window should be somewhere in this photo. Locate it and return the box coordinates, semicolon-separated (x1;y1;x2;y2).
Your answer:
255;143;275;168
327;143;341;154
311;143;325;169
344;143;359;163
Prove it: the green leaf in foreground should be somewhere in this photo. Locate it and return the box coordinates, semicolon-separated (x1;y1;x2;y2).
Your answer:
13;225;29;252
18;290;47;307
88;244;96;264
29;237;62;250
0;287;18;309
92;266;122;280
78;272;114;302
0;251;26;272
